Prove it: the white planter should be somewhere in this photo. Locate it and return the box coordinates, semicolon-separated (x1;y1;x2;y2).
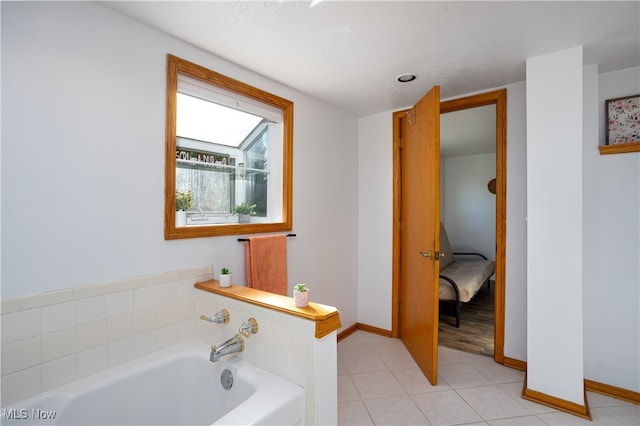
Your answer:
175;210;187;227
238;214;251;223
219;273;232;288
293;290;309;308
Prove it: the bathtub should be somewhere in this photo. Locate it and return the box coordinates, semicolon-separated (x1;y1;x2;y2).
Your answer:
2;339;304;425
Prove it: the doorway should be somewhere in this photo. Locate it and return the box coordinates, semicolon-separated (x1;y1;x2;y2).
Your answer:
439;104;496;356
392;89;507;365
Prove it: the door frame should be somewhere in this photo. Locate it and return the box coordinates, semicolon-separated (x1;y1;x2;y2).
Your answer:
392;89;507;364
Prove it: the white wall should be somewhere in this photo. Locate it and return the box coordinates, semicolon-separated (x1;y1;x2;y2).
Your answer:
357;112;393;330
1;2;358;330
442;153;496;260
526;46;585;405
583;66;640;393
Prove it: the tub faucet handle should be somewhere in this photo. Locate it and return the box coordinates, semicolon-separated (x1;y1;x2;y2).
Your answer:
238;318;258;337
200;308;230;324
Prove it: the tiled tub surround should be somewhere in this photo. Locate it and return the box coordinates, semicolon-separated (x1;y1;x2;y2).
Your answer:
1;266;211;407
1;266;341;425
194;280;341;425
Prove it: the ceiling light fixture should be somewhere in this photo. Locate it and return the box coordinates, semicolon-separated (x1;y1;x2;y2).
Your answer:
397;74;417;83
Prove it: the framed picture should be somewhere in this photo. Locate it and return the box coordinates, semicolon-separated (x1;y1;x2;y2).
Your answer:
605;94;640;145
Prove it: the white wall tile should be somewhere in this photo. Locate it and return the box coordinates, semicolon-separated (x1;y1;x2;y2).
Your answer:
1;366;41;406
41;328;76;362
272;348;293;382
41;301;75;334
107;314;133;342
157;324;179;349
134;330;157;357
134;307;157;334
107;291;133;317
178;318;195;341
76;295;107;325
21;289;73;310
1;298;21;314
1;309;41;344
272;322;292;354
157;302;178;328
108;337;134;367
1;336;41;374
73;282;113;299
113;276;150;292
178;299;194;321
157;282;179;305
42;355;77;391
77;345;108;378
134;286;157;311
77;320;107;351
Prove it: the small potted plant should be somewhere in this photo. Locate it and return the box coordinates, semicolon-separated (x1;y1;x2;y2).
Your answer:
219;267;232;288
293;283;309;308
175;190;193;227
232;202;257;223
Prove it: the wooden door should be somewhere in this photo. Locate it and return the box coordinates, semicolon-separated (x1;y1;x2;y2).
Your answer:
398;86;441;384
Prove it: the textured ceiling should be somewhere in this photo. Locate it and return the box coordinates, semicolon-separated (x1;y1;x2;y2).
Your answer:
103;1;639;118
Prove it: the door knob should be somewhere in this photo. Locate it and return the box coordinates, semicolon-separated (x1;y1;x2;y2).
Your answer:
419;251;433;258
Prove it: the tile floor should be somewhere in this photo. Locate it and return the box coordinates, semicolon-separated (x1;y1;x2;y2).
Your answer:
338;331;639;425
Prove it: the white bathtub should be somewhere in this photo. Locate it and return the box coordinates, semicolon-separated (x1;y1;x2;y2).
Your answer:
2;339;304;425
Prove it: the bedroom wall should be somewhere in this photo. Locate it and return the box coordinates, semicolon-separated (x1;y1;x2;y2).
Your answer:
442;153;496;260
1;2;359;329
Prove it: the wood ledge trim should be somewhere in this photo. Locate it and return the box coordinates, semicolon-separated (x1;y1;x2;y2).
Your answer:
194;280;341;338
523;376;591;420
599;142;640;155
585;379;640;405
337;322;393;342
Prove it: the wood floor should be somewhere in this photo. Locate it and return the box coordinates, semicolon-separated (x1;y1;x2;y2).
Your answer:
438;281;494;357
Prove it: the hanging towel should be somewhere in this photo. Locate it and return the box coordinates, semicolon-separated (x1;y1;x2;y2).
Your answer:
246;234;288;296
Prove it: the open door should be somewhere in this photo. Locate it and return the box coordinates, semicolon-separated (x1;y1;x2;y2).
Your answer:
397;86;441;384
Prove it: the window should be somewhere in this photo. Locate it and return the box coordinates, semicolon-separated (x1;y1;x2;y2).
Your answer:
165;55;293;239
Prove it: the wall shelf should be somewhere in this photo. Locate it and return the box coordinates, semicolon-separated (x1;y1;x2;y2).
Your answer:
599;142;640;155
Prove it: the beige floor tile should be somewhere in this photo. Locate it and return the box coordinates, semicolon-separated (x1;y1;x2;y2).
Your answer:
537;411;604;425
457;385;531;420
341;350;388;374
351;371;407;400
488;415;547;425
338;331;634;426
412;389;484;425
470;358;526;384
338;375;362;402
438;362;494;389
378;348;420;370
364;395;430;425
393;368;451;394
338;400;374;425
590;404;640;425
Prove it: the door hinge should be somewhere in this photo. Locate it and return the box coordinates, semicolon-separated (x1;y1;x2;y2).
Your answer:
398;137;403;149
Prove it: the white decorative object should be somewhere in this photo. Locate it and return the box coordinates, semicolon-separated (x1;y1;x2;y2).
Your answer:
175;210;187;227
293;283;309;308
219;267;232;288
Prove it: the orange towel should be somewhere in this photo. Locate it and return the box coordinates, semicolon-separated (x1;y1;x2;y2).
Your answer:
245;234;288;296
